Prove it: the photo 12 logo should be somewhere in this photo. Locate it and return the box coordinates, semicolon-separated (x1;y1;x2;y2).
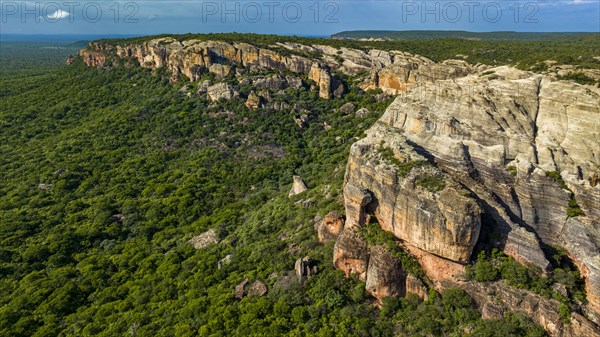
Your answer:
401;1;539;24
1;1;139;23
199;1;340;23
1;1;342;24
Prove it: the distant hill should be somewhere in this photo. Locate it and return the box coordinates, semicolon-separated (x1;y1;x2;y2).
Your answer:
67;40;91;48
332;30;599;41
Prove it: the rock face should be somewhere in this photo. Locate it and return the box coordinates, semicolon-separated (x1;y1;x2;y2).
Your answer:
315;211;344;243
365;246;407;300
405;274;429;301
340;64;600;334
252;75;289;91
75;38;475;99
343;124;483;263
209;63;232;78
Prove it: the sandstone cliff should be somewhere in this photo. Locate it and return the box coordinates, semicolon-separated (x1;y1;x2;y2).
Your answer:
76;37;474;99
339;64;600;335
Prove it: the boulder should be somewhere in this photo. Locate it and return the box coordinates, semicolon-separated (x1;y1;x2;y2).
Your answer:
218;254;233;269
245;91;262;109
295;256;317;283
293;114;310;128
355;108;369;117
333;228;369;281
234;278;248;299
339;102;356;115
207;83;238;101
289;176;308;197
365;246;406;300
188;229;219;249
197;80;211;94
247;280;268;297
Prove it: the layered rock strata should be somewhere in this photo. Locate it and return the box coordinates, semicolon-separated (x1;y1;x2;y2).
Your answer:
77;38;474;99
340;65;600;335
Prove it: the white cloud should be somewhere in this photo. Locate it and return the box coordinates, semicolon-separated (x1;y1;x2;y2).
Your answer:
47;10;70;20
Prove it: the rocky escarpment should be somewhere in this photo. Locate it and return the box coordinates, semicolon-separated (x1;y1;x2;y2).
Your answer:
73;36;599;335
338;64;600;335
76;37;474;99
333;124;480;302
342;124;483;264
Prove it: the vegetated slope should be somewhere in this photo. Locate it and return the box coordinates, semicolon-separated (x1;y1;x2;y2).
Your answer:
0;42;81;77
0;43;546;336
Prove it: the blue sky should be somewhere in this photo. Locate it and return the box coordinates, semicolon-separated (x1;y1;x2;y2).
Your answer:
1;0;599;36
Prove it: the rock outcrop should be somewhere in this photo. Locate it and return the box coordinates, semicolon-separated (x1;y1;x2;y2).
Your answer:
234;278;248;299
247;280;268;297
245;91;261;109
295;256;317;283
75;38;475;99
343;124;483;263
207;83;237;101
331;227;432;302
289;176;308;197
339;64;600;334
188;229;219;249
315;211;344;243
365;246;407;300
235;279;268;298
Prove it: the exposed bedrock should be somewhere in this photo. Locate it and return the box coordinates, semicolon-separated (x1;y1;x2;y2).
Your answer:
331;230;430;302
342;65;600;329
365;246;407;300
77;38;475;99
343;124;483;263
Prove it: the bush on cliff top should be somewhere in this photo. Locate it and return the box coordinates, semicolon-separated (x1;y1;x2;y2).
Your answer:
466;248;587;312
